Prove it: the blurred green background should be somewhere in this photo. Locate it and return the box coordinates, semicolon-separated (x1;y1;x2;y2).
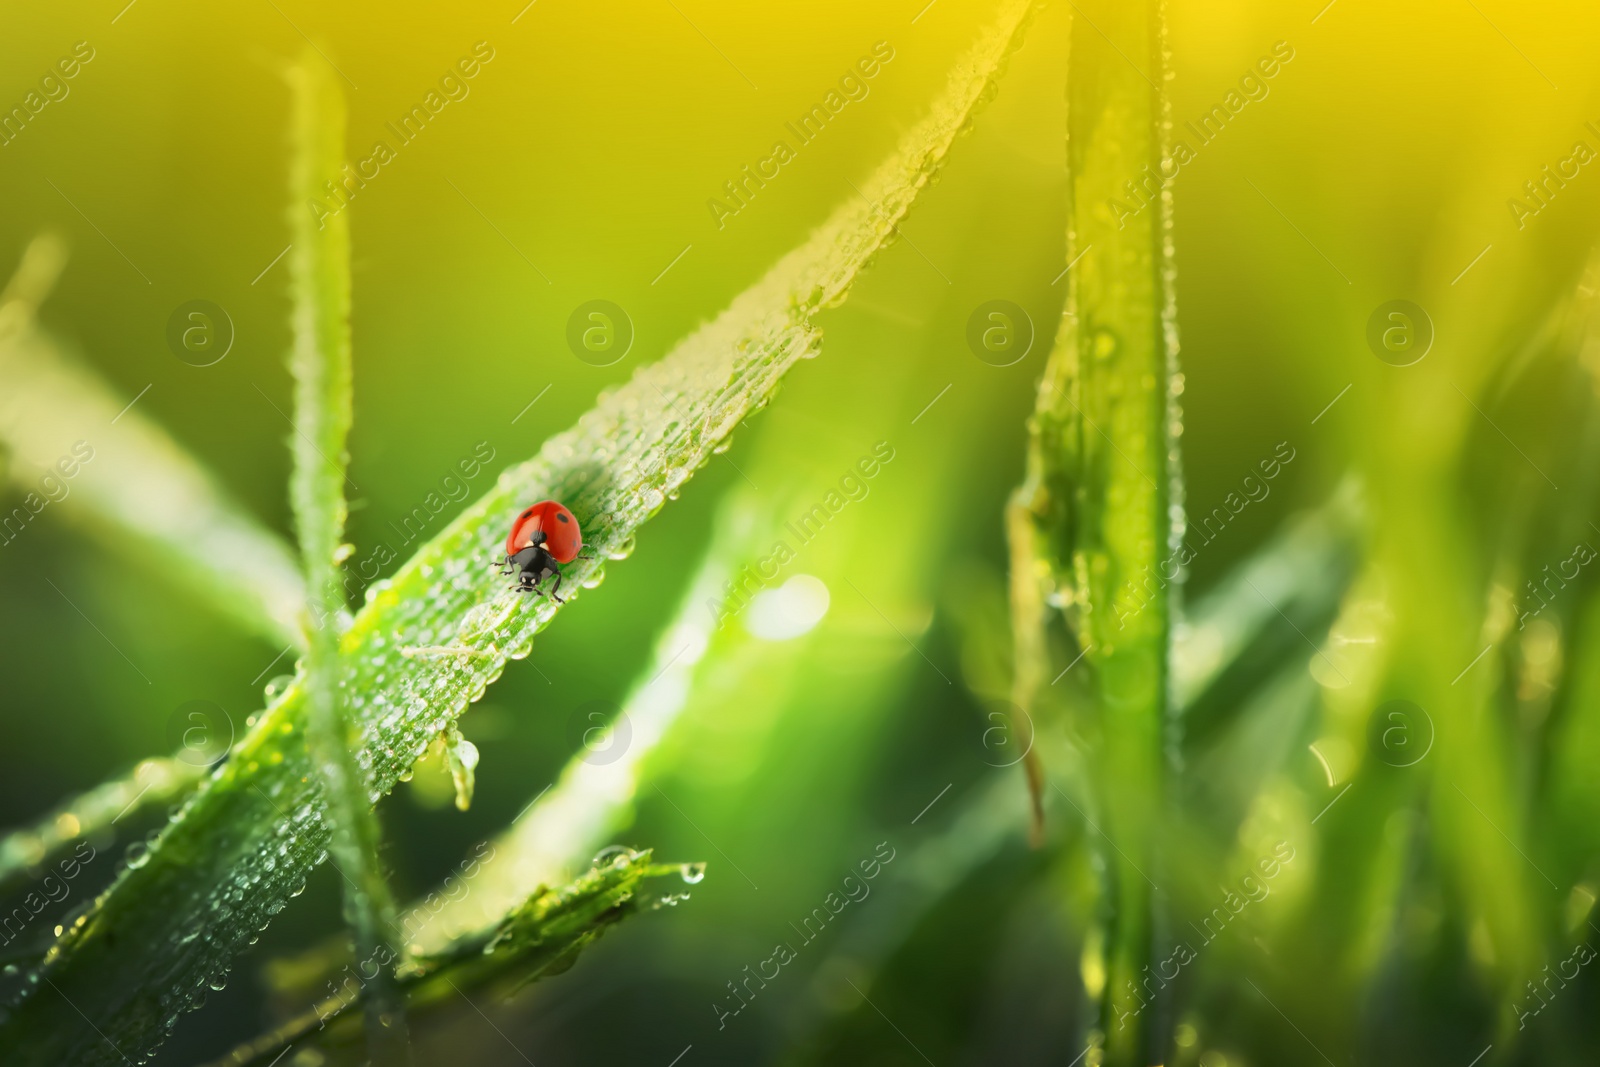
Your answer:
3;0;1600;1063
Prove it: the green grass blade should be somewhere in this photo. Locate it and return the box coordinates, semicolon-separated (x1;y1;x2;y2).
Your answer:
1008;1;1180;1061
1175;481;1364;746
404;493;764;951
799;496;1358;1059
0;757;203;902
283;52;410;1063
285;58;354;591
206;851;688;1067
0;236;304;647
0;6;1042;1061
378;479;1350;1020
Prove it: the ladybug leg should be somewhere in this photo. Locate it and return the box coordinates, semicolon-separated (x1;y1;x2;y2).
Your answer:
549;568;565;604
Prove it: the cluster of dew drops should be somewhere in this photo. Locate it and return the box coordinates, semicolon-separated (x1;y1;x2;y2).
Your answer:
0;460;719;1040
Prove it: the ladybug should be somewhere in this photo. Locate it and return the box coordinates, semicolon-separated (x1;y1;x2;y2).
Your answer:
496;500;592;602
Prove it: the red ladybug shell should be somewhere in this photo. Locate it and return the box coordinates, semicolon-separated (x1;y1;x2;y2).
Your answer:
506;501;583;563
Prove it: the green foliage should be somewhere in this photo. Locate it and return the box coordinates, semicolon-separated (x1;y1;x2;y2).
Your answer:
0;237;304;647
0;5;1042;1061
403;489;764;951
208;850;688;1067
9;2;1594;1064
797;499;1361;1062
284;53;409;1061
0;757;203;902
1008;1;1180;1061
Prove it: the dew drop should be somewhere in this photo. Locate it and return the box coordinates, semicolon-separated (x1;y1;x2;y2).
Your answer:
264;675;295;702
680;862;706;885
591;845;636;868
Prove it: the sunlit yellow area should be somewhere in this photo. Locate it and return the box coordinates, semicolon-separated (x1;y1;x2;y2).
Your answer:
1;1;1599;1064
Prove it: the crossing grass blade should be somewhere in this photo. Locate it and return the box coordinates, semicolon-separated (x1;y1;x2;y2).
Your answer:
204;850;688;1067
283;52;411;1063
0;5;1044;1060
0;236;304;647
1006;1;1182;1061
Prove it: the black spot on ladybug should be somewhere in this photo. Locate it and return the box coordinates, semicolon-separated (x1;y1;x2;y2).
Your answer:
557;513;570;523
